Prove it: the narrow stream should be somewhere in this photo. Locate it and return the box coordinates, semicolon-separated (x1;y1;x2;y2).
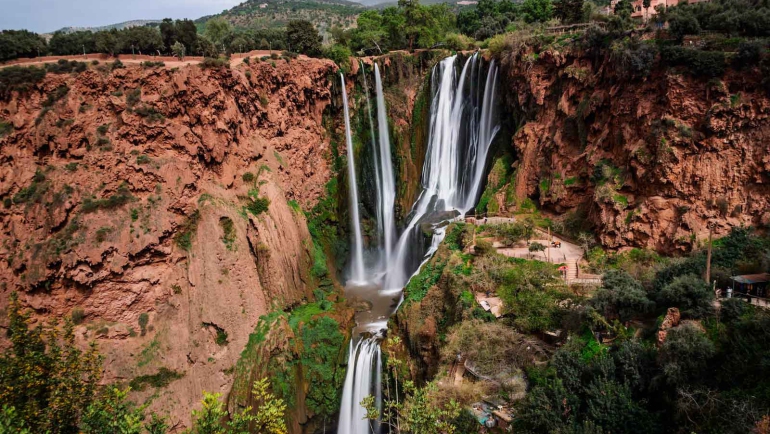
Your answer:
337;53;500;434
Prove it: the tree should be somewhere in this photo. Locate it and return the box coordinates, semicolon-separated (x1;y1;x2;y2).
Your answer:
522;0;554;22
498;261;570;332
0;30;47;62
94;29;123;56
195;36;220;58
80;388;146;434
351;10;386;52
120;26;164;55
613;0;633;19
228;35;252;54
554;0;585;24
529;241;547;253
159;18;177;54
175;19;199;53
642;0;651;20
286;20;322;55
0;293;102;433
667;13;701;42
171;41;186;60
657;274;714;318
591;269;654;322
190;379;286;434
659;323;715;387
204;18;232;49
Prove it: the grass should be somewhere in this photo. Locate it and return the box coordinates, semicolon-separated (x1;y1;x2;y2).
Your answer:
136;155;152;165
95;226;113;243
288;200;301;213
174;210;200;251
129;367;183;391
81;183;134;213
0;121;12;137
71;308;85;325
138;313;150;336
220;217;236;251
244;197;270;217
137;337;161;368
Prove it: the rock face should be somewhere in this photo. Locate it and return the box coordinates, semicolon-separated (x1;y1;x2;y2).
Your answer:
0;58;337;427
497;48;770;253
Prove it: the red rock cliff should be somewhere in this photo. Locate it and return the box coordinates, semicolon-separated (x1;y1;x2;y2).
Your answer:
0;57;338;427
496;47;770;252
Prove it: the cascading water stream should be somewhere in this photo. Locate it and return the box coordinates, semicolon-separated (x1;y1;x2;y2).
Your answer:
360;61;383;256
374;64;397;267
341;74;366;283
337;54;499;434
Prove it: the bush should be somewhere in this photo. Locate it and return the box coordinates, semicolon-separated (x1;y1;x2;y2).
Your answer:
71;308;86;325
474;239;495;256
200;57;230;69
141;60;165;68
659;323;715;387
720;297;749;323
657;274;714;318
245;197;270;216
128;367;183;391
133;105;165;123
138;312;149;336
174;210;200;251
44;59;87;74
661;46;726;78
242;172;255;182
323;44;351;72
0;65;47;99
591;269;655;322
81;183;134;213
444;33;476;51
734;41;764;68
111;59;124;70
242;56;250;64
0;121;12;137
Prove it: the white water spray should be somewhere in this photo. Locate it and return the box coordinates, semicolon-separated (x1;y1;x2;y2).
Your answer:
341;74;366;283
337;338;381;434
374;63;397;267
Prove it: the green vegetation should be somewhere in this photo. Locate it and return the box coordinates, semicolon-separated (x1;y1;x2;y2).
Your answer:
220;217;237;251
0;121;12;137
174;209;200;251
128;367;184;391
138;312;150;336
133;105;165;123
81;183;134;213
12;169;49;205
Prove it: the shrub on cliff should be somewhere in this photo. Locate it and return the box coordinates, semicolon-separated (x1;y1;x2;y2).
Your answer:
661;46;725;78
200;57;230;69
0;65;46;99
323;44;352;72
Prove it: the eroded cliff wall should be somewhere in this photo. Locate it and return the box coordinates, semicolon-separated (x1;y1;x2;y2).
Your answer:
495;46;770;252
0;57;340;427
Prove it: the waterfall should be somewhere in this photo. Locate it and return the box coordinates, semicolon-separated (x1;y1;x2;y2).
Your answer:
337;53;499;433
383;53;500;292
337;338;381;434
341;74;366;283
360;61;383;255
374;64;397;267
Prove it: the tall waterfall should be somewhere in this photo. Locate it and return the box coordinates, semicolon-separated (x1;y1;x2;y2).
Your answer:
337;338;381;434
383;53;500;292
341;74;366;283
360;61;382;256
374;64;397;267
337;53;499;434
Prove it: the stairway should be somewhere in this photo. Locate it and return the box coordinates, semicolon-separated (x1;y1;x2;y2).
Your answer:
565;258;579;282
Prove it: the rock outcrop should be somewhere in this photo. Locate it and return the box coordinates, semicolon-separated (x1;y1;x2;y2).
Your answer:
496;46;770;253
0;57;338;427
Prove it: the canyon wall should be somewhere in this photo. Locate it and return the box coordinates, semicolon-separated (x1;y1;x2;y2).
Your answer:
0;57;343;428
494;44;770;252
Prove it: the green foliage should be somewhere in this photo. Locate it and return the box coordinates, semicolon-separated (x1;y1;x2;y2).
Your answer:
286;20;322;56
0;66;46;99
404;258;448;305
136;154;152;165
71;308;86;325
498;260;570;333
174;210;200;251
296;316;346;417
133;105;165;123
522;0;554;22
657;274;714;318
661;46;726;78
81;183;134;213
244;196;270;216
0;29;47;62
0;293;102;433
220;217;237;251
0;120;12;137
591;269;654;322
323;44;352;72
200;57;230;69
80;387;147;434
203;17;232;47
138;312;150;336
128;367;184;391
242;172;255;182
658;323;715;387
12;169;49;205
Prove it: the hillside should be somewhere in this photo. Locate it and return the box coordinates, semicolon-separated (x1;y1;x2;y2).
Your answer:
50;19;162;35
197;0;364;38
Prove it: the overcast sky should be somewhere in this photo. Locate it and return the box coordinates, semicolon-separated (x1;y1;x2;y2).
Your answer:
0;0;244;33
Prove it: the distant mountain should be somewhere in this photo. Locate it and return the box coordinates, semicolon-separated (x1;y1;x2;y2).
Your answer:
198;0;365;38
51;19;161;34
